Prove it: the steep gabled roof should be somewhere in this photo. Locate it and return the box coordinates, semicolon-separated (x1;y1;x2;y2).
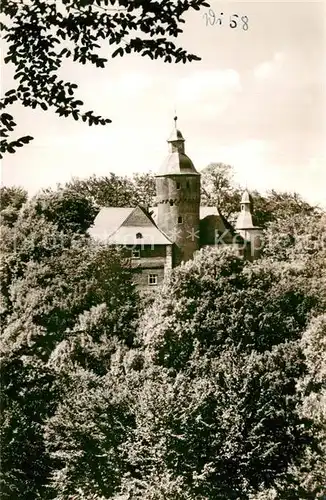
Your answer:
89;206;172;245
89;208;133;239
200;215;235;245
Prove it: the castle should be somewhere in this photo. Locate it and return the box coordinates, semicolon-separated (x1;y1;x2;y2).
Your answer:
90;118;262;291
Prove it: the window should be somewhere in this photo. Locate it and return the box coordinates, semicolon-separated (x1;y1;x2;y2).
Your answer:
186;181;190;189
176;182;181;189
169;200;174;206
178;216;183;224
148;274;158;285
136;232;143;239
132;249;140;259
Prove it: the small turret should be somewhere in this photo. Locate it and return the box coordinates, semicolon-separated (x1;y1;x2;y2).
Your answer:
235;189;262;260
236;189;254;230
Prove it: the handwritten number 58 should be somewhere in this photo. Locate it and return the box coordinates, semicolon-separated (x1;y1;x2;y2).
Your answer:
229;14;249;30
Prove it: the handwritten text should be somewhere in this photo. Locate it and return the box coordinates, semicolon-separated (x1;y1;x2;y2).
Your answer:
203;10;249;30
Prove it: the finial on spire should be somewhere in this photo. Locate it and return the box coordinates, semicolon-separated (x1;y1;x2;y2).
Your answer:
241;188;251;204
167;111;184;145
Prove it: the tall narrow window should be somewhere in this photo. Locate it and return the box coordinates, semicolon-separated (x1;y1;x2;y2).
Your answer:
148;274;158;285
178;216;183;224
176;182;181;190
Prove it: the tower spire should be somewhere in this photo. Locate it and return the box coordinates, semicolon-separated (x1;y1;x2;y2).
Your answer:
167;115;185;153
236;188;254;229
157;116;199;176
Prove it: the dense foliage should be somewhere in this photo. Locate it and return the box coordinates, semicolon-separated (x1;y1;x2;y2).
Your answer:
0;197;138;498
200;163;320;227
0;175;325;499
65;172;157;209
0;186;28;227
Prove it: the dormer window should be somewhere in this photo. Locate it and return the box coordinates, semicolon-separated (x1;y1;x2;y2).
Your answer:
136;232;142;239
176;182;181;190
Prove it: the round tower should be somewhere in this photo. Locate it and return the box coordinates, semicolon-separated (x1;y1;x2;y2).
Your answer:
155;117;200;265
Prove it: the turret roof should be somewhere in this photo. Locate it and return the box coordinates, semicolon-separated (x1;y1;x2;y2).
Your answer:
157;151;199;176
168;128;185;142
156;116;199;177
241;189;252;204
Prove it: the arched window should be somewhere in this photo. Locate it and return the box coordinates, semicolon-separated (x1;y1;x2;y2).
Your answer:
136;232;143;239
178;216;183;224
169;200;174;206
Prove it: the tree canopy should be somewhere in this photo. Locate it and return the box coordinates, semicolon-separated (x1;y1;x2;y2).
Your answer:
0;186;28;226
64;171;157;209
200;162;241;218
0;207;139;498
199;163;320;228
1;168;325;498
40;246;326;499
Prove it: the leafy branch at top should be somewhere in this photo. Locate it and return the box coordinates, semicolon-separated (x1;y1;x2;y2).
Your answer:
1;0;209;158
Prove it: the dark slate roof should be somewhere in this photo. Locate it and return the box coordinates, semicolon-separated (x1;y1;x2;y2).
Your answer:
218;208;238;236
200;215;233;245
89;206;172;245
157;151;199;176
199;207;244;246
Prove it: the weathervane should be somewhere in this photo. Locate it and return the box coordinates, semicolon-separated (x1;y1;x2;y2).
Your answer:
174;105;177;128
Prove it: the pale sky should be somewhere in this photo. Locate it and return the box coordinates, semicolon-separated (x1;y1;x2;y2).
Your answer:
2;1;326;207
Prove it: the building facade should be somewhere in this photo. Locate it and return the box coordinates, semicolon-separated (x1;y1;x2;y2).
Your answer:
90;118;262;291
